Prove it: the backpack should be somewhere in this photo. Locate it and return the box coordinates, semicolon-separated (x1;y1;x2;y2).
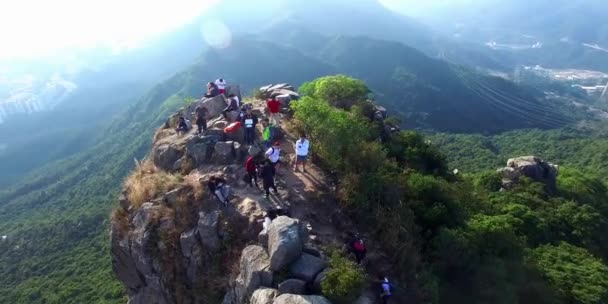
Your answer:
354;241;365;252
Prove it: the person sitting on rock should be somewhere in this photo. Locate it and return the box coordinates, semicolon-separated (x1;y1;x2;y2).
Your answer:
265;141;281;172
214;78;227;95
175;116;190;135
245;155;259;188
204;82;218;98
266;97;281;125
194;105;209;134
241;112;258;145
207;176;230;206
260;160;278;199
222;94;239;120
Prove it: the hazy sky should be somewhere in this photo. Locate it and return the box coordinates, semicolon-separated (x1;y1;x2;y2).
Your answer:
0;0;219;59
0;0;455;60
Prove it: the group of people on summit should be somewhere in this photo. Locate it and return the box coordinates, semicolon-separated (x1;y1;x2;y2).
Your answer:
181;78;393;303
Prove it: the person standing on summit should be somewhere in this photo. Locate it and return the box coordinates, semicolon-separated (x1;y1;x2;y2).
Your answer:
266;97;281;125
265;141;281;172
294;134;310;172
215;78;227;95
260;160;278;199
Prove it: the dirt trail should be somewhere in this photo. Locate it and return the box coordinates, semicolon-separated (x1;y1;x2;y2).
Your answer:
186;105;411;303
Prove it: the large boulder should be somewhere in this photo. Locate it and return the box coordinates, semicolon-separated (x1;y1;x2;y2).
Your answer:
197;211;221;250
270;89;300;100
268;216;305;271
152;143;183;171
278;279;307;295
269;83;295;92
225;85;242;101
224;245;273;304
498;156;559;193
273;294;332;304
289;253;327;282
200;95;228;118
213;141;237;164
251;288;278;304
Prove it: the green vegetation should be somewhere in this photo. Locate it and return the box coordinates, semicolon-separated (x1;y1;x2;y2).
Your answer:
321;249;366;304
293;75;608;304
430;126;608;178
299;75;370;109
529;242;608;304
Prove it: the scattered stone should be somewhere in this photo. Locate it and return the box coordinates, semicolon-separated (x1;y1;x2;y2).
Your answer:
278;279;307;295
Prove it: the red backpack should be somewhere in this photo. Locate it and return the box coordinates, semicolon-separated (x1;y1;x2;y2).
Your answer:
354;240;365;252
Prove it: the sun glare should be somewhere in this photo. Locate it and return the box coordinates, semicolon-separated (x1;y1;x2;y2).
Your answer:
0;0;219;59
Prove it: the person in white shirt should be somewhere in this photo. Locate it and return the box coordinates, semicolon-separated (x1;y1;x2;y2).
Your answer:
294;134;310;172
214;78;227;95
265;141;281;172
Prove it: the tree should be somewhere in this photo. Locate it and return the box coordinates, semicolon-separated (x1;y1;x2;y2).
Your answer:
299;75;370;109
529;242;608;304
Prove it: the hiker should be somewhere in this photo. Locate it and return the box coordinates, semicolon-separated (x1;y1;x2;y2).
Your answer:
260;160;278;199
204;82;218;98
262;119;272;148
380;277;393;304
265;141;281;172
214;78;227;95
222;94;239;120
266;97;281;125
294;134;310;172
241;112;258;145
207;176;230;206
350;235;367;264
245;155;259;188
175;116;190;135
194;105;209;134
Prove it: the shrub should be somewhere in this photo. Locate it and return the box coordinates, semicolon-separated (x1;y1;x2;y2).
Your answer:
123;160;183;208
321;249;366;304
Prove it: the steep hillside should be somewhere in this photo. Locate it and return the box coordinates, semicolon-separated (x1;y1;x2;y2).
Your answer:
0;39;334;304
0;21;206;187
111;75;608;304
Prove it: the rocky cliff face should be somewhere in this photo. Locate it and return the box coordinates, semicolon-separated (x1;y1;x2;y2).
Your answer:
110;85;349;304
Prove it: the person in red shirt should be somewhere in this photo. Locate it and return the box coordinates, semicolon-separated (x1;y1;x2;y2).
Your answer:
266;98;281;125
245;155;259;188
